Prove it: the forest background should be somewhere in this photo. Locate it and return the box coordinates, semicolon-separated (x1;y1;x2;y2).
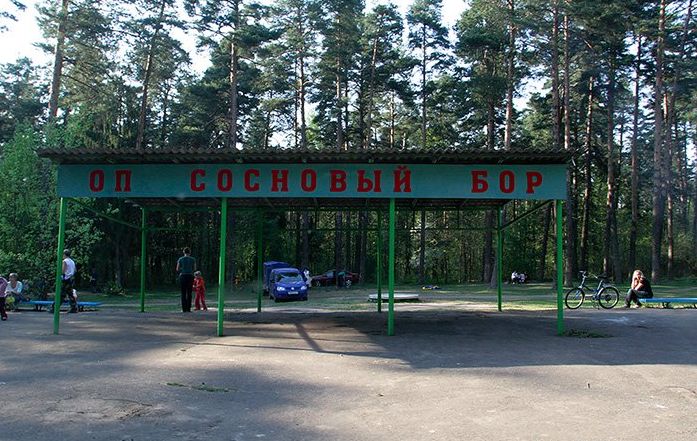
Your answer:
0;0;695;293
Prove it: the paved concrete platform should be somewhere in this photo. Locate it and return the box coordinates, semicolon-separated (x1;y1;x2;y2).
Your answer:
2;306;697;440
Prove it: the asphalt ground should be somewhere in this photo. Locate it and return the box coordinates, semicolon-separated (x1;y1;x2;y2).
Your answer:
2;303;696;441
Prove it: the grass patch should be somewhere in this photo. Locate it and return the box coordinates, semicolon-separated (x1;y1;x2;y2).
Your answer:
73;281;696;313
561;329;611;338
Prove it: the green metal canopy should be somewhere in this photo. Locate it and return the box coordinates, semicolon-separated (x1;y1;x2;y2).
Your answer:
39;146;570;337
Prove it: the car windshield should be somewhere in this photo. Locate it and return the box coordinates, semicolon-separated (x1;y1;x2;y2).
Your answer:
276;273;302;283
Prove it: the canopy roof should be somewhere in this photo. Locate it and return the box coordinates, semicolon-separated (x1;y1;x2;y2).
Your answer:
40;146;571;210
39;146;572;165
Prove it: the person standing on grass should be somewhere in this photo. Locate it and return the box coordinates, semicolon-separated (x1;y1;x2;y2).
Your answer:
176;247;196;312
193;271;207;311
625;269;653;308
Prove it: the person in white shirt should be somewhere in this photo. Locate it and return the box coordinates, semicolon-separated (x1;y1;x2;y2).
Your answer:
62;250;78;313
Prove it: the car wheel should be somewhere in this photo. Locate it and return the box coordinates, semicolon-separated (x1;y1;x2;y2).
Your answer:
344;279;352;288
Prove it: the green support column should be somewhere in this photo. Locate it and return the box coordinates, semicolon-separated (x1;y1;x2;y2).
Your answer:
217;198;228;337
139;207;147;313
53;198;68;335
497;207;503;312
556;199;564;335
256;210;263;313
376;211;383;312
387;199;396;336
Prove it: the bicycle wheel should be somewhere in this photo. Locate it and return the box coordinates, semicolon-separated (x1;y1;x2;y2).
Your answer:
565;288;585;309
598;286;620;309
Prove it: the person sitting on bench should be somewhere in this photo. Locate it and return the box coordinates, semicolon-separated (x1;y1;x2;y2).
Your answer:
0;274;8;320
625;269;653;308
5;273;28;304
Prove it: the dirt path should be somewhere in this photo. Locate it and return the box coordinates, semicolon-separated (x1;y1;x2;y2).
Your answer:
3;306;696;440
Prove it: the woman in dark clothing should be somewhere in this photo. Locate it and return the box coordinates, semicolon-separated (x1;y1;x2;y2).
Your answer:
625;269;653;308
176;247;196;312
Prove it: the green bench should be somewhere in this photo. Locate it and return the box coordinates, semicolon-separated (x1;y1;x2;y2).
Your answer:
19;300;102;312
640;298;697;308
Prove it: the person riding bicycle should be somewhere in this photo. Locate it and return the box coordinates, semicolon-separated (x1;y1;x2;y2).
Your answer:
625;269;653;308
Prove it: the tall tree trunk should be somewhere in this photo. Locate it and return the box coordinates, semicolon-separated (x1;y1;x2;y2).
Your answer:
667;191;674;277
160;82;170;148
344;80;350;150
298;12;308;149
604;62;621;281
551;0;560;150
336;68;343;151
693;150;697;258
294;212;301;267
504;0;516;150
482;211;494;282
389;92;396;149
418;27;429;285
487;100;496;150
419;210;426;284
345;213;352;274
135;0;167;150
48;0;69;122
293;58;299;149
579;76;594;271
301;212;310;269
629;34;642;276
540;205;552;280
420;25;427;150
651;0;667;282
664;0;692;278
334;212;343;288
226;0;240;149
677;122;689;221
562;9;575;286
228;37;239;148
365;33;379;149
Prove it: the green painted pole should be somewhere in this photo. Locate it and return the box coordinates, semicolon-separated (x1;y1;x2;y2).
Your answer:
556;199;564;335
497;207;503;312
139;207;147;313
387;199;396;336
376;210;383;313
53;198;67;335
256;211;263;313
217;198;228;337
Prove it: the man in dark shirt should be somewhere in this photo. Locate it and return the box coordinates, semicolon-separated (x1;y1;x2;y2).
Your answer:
625;269;653;308
176;247;196;312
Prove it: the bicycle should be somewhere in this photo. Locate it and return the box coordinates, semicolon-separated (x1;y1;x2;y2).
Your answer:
565;271;620;309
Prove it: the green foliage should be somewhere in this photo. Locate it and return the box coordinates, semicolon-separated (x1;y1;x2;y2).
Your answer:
0;125;54;281
0;58;44;144
0;0;694;288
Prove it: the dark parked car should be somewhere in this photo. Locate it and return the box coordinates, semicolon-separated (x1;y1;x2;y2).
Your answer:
311;269;359;288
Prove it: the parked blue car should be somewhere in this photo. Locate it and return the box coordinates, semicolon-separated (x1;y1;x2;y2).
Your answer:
268;268;308;302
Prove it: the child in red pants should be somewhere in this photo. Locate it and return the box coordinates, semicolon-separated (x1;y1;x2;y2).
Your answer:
193;271;207;311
